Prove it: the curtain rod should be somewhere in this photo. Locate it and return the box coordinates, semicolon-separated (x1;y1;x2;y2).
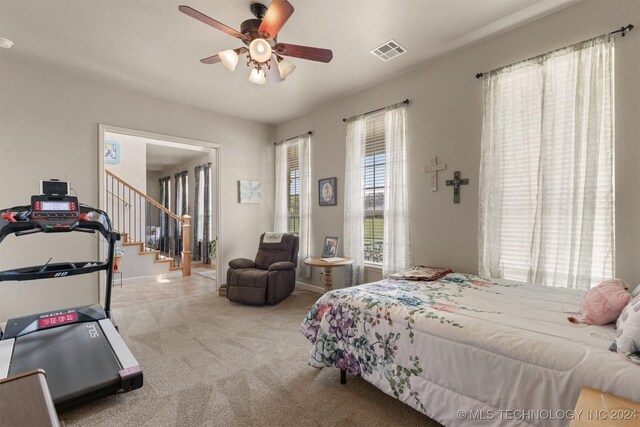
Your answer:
475;24;634;79
273;131;312;146
342;99;410;123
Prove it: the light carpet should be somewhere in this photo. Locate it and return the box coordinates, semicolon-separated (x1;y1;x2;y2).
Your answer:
59;290;441;426
195;269;217;281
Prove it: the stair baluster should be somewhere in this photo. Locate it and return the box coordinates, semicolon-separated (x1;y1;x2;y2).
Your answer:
104;170;191;277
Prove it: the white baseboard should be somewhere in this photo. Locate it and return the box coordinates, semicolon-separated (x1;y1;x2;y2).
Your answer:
295;281;323;294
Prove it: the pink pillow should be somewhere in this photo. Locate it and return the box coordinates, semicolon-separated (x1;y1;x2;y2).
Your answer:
568;279;631;325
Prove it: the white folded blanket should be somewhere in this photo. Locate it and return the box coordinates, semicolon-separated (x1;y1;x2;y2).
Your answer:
263;232;284;243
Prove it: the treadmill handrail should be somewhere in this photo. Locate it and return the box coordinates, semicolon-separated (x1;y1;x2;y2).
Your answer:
0;262;109;282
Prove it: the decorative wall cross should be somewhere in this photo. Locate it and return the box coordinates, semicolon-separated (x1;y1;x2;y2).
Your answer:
446;171;469;204
424;156;446;191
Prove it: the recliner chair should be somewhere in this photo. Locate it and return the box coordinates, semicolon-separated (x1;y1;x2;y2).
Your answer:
226;232;299;305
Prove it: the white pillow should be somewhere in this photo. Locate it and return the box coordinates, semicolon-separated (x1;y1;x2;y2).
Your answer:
616;294;640;364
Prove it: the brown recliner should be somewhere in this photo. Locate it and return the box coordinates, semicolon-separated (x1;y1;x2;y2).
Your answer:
226;233;299;305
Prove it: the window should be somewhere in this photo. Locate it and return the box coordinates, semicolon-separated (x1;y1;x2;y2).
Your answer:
479;36;614;289
195;168;211;242
175;172;188;238
363;113;385;263
192;163;212;263
159;176;171;253
196;169;205;241
344;103;408;284
286;144;300;235
275;135;311;273
176;175;187;217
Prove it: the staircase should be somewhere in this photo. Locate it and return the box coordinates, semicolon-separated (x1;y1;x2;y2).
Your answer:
105;170;191;279
121;232;182;272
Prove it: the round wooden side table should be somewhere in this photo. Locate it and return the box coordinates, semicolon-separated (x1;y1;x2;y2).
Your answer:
304;257;353;293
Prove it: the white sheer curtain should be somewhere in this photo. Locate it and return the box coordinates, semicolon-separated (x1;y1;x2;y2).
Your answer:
274;143;288;232
274;135;312;278
298;134;312;278
343;116;366;287
479;35;615;290
383;105;411;276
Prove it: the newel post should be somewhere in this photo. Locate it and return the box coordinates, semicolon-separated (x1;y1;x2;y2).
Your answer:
182;215;191;277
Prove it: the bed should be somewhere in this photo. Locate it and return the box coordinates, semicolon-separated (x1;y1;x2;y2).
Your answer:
300;273;640;426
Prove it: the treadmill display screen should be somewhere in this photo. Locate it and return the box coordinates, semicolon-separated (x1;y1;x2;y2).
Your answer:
39;312;77;328
41;201;71;211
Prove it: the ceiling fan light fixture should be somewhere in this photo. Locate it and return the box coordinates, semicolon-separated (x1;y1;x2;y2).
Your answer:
248;66;267;84
249;38;272;63
180;2;333;84
277;57;296;79
218;49;239;71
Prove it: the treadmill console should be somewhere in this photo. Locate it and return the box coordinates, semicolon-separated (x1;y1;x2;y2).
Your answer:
31;195;79;230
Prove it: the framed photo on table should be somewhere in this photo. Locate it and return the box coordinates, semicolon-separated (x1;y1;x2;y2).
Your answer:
321;236;340;258
318;177;337;206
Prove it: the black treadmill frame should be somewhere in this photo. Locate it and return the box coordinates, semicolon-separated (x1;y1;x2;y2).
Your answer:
0;202;143;408
0;204;120;318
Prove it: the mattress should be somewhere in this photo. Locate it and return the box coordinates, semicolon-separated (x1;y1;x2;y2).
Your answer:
300;273;640;426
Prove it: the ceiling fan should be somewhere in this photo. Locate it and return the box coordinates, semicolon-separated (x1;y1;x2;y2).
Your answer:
179;0;333;84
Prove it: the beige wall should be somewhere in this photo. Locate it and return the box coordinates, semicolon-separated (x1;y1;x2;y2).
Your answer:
105;132;147;194
146;171;162;203
276;0;640;291
0;55;274;322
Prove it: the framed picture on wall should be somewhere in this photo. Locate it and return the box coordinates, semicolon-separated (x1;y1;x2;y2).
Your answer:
104;140;120;164
238;180;261;203
318;177;337;206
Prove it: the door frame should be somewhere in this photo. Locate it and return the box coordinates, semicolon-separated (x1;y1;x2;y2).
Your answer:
98;124;223;297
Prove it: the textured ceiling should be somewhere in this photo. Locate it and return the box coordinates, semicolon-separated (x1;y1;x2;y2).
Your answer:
0;0;579;125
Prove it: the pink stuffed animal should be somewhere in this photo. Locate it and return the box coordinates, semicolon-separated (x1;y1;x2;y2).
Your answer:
568;279;631;325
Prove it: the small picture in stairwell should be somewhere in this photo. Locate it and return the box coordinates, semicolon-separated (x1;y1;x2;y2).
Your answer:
104;140;120;164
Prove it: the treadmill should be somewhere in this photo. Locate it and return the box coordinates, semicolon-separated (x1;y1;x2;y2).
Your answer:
0;192;143;409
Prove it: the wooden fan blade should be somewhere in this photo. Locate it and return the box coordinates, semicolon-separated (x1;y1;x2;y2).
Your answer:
258;0;294;40
200;54;221;64
274;43;333;63
179;5;247;41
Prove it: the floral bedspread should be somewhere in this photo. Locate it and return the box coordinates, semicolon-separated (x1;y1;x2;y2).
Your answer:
300;273;640;424
300;273;517;411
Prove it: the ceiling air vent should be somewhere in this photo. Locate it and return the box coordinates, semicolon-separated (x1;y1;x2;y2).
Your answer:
370;40;407;62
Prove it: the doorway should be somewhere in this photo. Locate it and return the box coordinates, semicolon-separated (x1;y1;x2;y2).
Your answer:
98;125;221;298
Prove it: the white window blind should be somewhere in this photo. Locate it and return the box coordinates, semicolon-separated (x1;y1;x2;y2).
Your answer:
364;112;385;263
479;35;615;290
286;144;300;235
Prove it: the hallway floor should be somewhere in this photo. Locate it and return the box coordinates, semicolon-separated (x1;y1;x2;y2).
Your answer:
111;267;217;310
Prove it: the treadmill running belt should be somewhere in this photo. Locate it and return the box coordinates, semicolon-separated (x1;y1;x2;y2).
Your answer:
9;322;122;407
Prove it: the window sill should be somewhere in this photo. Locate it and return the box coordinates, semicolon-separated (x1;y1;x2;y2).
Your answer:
363;262;382;272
